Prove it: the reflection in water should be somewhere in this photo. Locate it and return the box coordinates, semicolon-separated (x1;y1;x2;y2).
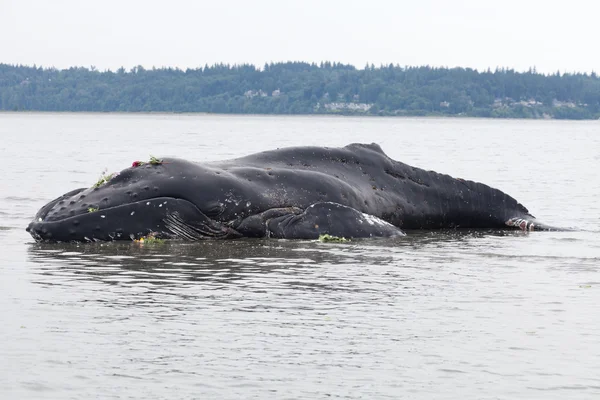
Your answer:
28;238;394;284
26;230;521;287
24;230;546;314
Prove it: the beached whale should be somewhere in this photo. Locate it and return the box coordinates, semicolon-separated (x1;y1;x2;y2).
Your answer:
26;143;560;242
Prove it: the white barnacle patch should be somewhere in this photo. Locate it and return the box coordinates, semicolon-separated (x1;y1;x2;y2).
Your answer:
361;212;395;227
146;202;150;206
159;204;163;207
100;215;106;218
130;211;135;216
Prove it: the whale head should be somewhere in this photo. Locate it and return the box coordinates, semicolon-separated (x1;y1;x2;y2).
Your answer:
26;159;243;242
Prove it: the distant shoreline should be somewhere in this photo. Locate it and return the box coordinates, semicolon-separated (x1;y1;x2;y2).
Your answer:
2;62;599;120
2;110;597;122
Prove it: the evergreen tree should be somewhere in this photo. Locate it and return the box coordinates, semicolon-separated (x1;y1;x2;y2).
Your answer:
0;62;598;119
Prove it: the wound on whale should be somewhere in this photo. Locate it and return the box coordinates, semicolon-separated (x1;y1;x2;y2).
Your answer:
26;143;561;242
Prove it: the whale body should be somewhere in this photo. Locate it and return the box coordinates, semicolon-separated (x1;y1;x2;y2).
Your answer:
26;143;559;242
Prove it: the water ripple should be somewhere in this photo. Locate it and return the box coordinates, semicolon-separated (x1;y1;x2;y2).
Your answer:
3;115;600;399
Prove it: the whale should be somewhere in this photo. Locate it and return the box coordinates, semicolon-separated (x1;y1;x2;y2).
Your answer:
26;143;561;242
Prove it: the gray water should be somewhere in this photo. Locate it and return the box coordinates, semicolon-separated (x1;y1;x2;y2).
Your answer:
1;113;599;399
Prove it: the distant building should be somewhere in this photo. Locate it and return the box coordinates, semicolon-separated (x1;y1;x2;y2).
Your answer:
519;99;542;107
553;99;576;108
245;89;269;98
324;102;372;112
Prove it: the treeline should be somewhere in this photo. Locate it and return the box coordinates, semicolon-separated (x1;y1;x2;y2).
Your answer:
1;62;600;119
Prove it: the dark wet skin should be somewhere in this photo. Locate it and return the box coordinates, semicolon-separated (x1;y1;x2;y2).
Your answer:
27;143;555;242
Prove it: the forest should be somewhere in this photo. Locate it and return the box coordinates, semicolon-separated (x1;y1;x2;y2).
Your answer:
1;62;599;119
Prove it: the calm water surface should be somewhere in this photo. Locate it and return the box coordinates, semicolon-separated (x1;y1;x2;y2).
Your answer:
1;113;599;399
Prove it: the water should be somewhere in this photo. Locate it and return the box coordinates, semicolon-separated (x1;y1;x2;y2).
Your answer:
1;113;599;399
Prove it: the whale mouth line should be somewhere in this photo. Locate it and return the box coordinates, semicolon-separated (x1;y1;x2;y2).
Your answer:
37;195;186;224
27;196;198;242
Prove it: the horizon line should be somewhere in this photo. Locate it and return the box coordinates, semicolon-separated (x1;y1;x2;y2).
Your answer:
1;61;596;76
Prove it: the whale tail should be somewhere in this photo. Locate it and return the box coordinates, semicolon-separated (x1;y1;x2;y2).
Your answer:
505;217;570;232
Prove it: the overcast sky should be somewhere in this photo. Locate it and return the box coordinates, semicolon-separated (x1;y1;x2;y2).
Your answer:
1;0;597;73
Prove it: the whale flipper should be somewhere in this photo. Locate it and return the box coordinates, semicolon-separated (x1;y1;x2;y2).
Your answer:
237;202;405;239
268;202;406;239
